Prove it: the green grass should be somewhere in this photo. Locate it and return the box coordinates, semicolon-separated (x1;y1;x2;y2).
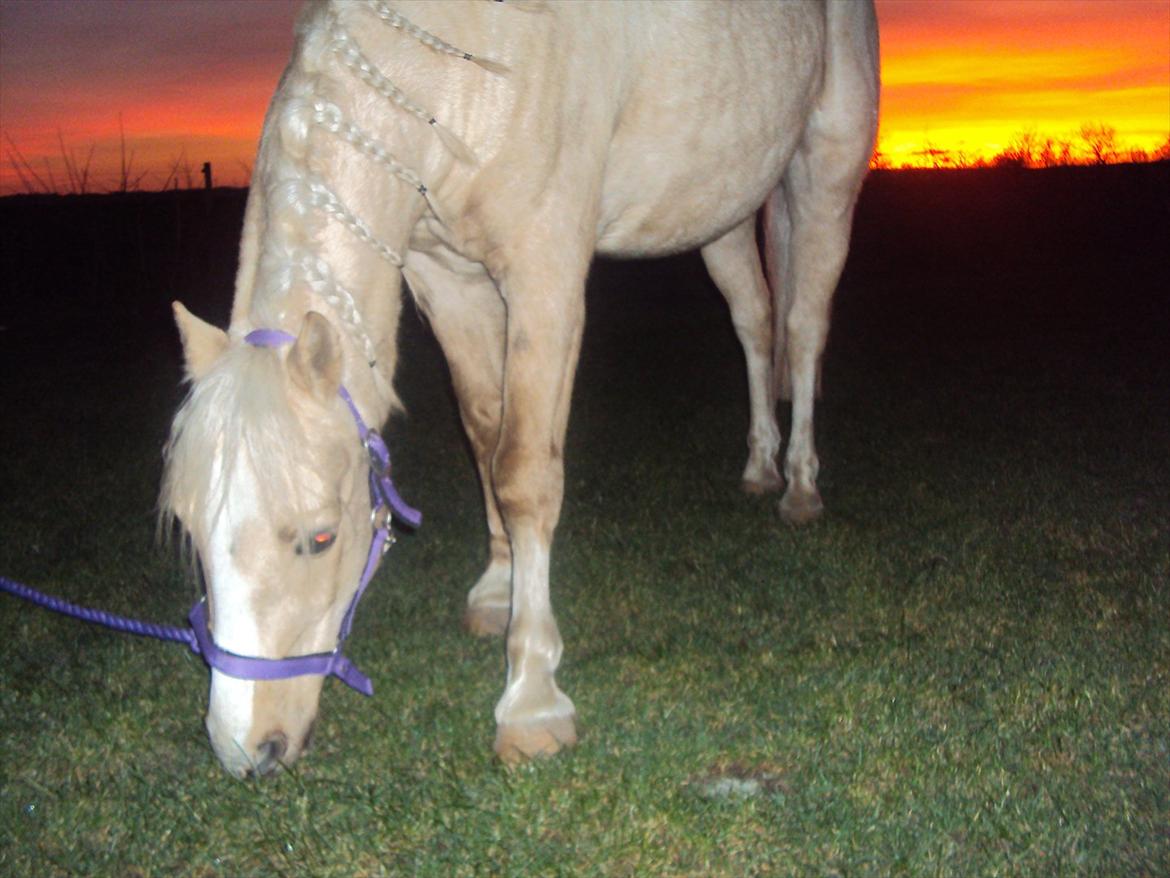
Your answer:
1;172;1168;875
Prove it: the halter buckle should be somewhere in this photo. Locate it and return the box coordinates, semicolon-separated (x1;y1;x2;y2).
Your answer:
364;429;390;477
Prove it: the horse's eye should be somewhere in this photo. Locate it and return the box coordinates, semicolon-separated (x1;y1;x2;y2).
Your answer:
309;530;336;554
296;530;336;556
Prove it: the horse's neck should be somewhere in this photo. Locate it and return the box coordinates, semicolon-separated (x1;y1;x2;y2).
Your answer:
230;184;413;426
226;0;473;428
226;0;524;426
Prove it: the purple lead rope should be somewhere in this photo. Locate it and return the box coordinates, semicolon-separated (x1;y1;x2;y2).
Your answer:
0;575;196;647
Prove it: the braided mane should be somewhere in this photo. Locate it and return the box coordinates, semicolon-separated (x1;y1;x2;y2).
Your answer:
258;0;509;363
163;1;512;546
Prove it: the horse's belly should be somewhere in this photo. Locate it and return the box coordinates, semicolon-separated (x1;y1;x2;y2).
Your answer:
594;146;790;258
594;2;822;257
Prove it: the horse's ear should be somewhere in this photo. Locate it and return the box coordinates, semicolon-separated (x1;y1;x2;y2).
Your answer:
288;311;341;402
173;301;228;381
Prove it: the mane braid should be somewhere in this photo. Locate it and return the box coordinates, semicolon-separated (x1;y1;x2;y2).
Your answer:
365;0;510;74
296;253;380;366
265;3;513;371
328;21;479;165
302;175;406;267
308;99;437;210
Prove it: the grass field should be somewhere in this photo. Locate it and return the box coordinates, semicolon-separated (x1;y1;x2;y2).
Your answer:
1;165;1167;876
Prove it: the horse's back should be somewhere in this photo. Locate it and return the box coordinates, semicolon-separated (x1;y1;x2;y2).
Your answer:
380;1;876;260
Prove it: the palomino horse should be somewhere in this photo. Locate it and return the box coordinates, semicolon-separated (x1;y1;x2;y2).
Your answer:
162;0;878;777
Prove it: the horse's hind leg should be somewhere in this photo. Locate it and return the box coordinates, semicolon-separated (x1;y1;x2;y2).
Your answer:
776;1;879;523
777;163;866;523
774;178;833;524
404;249;511;636
701;218;783;493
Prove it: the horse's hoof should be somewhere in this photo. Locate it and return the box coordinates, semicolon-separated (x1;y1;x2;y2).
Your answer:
463;604;510;637
779;488;824;525
494;714;578;765
742;471;783;495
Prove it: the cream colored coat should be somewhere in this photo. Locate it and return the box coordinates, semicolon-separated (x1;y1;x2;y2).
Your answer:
167;0;879;777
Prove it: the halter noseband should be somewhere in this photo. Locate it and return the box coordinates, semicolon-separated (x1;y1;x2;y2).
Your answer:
184;328;422;696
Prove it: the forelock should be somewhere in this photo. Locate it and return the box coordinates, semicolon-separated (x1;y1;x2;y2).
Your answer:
160;344;344;555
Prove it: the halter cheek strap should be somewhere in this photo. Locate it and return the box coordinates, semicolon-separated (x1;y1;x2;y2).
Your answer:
185;329;421;695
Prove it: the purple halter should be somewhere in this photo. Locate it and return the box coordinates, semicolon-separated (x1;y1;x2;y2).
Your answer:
0;327;419;697
180;328;423;695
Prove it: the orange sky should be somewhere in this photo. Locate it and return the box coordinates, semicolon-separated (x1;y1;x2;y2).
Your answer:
0;0;301;193
877;0;1170;165
1;0;1168;192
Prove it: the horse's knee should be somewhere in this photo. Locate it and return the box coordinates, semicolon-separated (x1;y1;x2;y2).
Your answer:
457;395;502;452
492;442;562;530
491;460;538;526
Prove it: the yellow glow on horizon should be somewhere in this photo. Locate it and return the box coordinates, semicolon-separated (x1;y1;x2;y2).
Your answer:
2;0;1168;189
879;45;1169;165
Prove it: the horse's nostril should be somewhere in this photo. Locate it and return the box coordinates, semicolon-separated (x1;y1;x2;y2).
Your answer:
255;732;288;775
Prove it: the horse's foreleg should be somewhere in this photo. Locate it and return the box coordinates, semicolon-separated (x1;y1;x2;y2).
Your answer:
702;218;783;494
489;254;585;764
404;251;510;634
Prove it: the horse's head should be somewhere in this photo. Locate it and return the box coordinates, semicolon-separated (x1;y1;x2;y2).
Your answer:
162;303;376;777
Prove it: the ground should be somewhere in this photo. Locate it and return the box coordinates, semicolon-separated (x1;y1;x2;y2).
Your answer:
0;164;1167;876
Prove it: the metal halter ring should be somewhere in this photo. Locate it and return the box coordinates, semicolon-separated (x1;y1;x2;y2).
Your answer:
370;504;393;532
370;505;396;555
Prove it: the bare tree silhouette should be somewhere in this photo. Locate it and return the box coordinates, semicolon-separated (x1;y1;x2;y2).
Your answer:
116;113;148;193
57;130;95;194
1153;136;1170;162
5;132;52;193
1079;122;1118;165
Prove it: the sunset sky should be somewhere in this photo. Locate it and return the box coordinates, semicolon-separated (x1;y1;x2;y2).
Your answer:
1;0;1167;192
